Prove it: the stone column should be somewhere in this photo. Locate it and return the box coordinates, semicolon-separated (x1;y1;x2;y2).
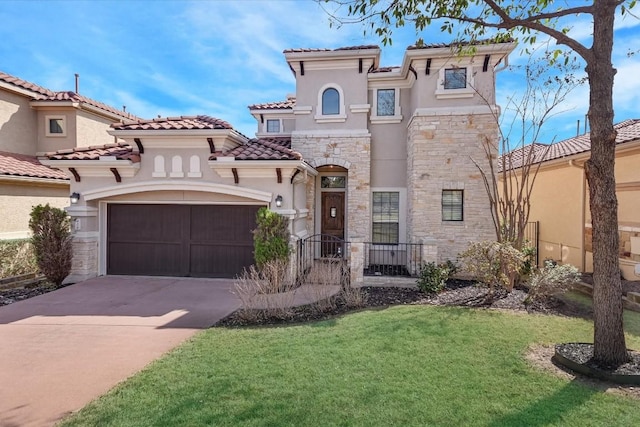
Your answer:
64;205;99;284
349;240;365;288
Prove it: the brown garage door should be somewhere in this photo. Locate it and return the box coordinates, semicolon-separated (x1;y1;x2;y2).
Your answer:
107;204;260;278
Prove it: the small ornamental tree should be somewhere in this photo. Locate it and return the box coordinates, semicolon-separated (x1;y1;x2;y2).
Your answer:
29;204;72;286
253;207;290;269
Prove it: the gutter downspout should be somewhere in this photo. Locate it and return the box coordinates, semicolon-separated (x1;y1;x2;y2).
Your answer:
569;159;587;271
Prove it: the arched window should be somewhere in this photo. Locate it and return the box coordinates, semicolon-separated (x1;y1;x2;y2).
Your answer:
322;88;340;115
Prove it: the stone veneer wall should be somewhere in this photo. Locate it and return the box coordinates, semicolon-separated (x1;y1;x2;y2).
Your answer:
407;111;498;263
292;133;371;241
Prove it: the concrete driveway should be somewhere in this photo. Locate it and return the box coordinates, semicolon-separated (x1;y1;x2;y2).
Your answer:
0;276;240;427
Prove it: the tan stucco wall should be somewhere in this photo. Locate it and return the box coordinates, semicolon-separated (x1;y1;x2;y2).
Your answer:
524;164;585;267
0;90;37;155
76;110;116;148
36;109;77;153
0;180;69;239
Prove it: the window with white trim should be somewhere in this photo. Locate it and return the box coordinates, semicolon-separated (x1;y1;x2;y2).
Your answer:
266;119;280;133
444;68;467;89
442;190;464;221
376;89;395;116
322;88;340;115
436;66;475;99
45;115;66;136
372;191;400;244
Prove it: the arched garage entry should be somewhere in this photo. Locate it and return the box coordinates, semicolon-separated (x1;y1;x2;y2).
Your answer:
85;181;272;278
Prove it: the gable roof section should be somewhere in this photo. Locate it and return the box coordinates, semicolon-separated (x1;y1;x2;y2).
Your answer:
0;71;136;120
111;115;233;131
0;151;68;180
502;119;640;170
39;143;140;163
210;138;301;161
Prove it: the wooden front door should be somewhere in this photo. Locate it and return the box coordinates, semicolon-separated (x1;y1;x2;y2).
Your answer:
321;192;345;257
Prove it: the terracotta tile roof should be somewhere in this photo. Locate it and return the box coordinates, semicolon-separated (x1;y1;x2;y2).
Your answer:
0;71;136;120
501;119;640;170
111;115;233;131
39;143;140;163
284;45;379;53
41;91;139;120
0;151;68;180
248;98;296;110
0;71;54;98
210;138;301;161
407;38;515;50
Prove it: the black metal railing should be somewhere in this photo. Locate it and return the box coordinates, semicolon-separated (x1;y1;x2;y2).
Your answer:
363;242;423;277
297;234;350;279
524;221;540;266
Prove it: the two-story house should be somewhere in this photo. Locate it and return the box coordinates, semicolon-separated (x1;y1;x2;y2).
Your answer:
40;40;515;283
0;72;135;239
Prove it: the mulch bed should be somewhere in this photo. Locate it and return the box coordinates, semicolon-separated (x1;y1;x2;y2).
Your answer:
216;279;593;327
0;280;60;306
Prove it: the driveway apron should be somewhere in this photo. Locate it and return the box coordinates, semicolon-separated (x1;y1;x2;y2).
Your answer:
0;276;240;427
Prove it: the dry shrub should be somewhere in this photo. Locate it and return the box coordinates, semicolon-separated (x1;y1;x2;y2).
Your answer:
233;260;296;321
0;239;39;279
341;285;367;308
459;240;525;295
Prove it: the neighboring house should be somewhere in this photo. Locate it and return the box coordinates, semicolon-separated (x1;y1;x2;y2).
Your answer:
40;41;516;283
501;119;640;280
0;72;135;239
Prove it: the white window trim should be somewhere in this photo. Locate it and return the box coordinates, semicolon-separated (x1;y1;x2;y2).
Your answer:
315;83;347;123
435;66;475;99
264;118;283;134
45;115;67;137
371;88;403;124
371;188;406;246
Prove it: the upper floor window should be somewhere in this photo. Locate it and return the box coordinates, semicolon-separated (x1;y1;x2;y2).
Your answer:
45;115;66;137
322;88;340;115
442;190;464;221
376;89;395;116
266;119;280;133
444;68;467;89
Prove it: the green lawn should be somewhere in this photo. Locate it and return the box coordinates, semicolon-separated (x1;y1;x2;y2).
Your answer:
61;305;640;427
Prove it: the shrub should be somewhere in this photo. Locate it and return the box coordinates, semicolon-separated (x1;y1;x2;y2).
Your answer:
526;260;581;304
459;241;525;294
29;204;72;286
253;207;290;269
417;260;458;294
0;239;38;278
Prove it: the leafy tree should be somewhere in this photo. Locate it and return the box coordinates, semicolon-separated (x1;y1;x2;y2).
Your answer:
324;0;635;366
29;204;72;286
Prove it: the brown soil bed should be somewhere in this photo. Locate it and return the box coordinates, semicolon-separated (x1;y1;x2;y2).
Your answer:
217;279;593;327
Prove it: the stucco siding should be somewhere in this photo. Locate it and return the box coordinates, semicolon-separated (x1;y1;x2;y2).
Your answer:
76;110;115;147
0;90;37;155
0;182;69;239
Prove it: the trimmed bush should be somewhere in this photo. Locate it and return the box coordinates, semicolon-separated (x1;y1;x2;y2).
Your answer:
253;207;290;269
29;204;72;286
459;241;525;294
417;260;458;294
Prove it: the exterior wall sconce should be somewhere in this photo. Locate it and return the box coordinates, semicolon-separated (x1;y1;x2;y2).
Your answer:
275;194;283;208
70;192;80;204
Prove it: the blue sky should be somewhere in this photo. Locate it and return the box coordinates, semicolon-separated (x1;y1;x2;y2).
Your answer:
1;0;638;145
